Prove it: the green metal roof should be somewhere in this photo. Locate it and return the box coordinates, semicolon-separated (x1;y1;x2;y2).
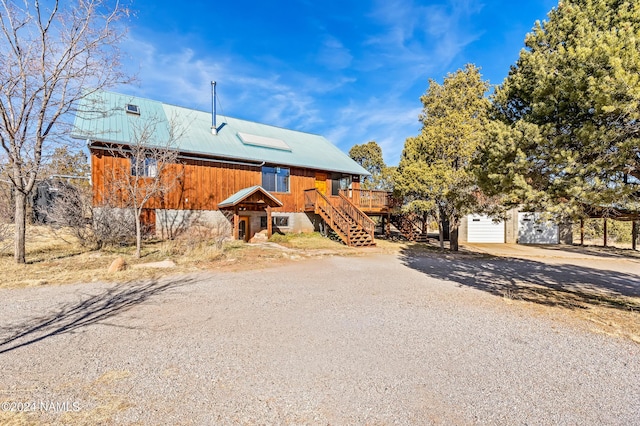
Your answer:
218;185;283;208
72;90;370;176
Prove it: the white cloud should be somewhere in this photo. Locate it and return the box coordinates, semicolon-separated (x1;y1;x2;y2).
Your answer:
325;99;422;166
119;35;330;130
116;4;483;167
365;0;484;87
316;36;353;70
121;39;228;107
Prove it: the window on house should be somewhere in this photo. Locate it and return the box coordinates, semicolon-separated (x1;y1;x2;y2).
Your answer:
125;104;140;115
262;166;289;192
331;175;352;196
131;157;157;177
260;216;290;228
273;216;289;227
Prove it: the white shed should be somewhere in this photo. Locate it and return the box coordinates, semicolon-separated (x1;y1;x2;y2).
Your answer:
466;214;505;243
517;212;559;244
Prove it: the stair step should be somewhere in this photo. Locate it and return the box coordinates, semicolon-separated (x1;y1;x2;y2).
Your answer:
313;200;376;247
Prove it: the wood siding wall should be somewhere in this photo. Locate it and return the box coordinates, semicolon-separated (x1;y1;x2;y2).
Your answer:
91;151;325;212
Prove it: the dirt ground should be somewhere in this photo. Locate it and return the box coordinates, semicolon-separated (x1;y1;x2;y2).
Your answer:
465;242;640;264
464;243;640;288
0;243;639;425
461;242;640;342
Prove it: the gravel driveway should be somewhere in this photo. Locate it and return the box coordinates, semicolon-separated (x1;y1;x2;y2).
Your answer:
1;252;639;425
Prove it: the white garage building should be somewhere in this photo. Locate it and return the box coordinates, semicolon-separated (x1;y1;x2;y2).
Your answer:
459;209;572;244
466;214;506;243
517;212;559;244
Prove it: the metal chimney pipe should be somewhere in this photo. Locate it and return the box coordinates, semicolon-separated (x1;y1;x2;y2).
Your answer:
211;81;217;135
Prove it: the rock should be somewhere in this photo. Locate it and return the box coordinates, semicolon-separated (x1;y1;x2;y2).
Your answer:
108;257;127;273
250;230;269;243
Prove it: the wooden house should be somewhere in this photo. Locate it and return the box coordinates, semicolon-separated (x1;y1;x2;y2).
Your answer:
72;90;393;246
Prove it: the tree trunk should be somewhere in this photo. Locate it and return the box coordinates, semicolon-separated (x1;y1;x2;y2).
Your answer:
135;211;142;259
14;191;27;264
438;206;446;249
437;214;444;249
421;212;429;242
450;216;459;251
633;221;638;251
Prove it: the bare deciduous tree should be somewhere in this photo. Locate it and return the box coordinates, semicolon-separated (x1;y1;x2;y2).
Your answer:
100;114;184;258
193;214;231;250
158;209;201;241
92;197;136;247
0;176;13;253
36;179;96;247
0;0;131;263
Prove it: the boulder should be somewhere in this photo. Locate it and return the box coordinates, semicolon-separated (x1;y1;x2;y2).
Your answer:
250;229;269;243
107;257;127;273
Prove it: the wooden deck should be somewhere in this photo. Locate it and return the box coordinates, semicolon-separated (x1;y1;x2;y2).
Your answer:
338;189;393;214
304;188;393;214
305;188;430;242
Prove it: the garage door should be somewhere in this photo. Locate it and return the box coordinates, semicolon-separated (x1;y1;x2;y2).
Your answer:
467;214;505;243
518;212;558;244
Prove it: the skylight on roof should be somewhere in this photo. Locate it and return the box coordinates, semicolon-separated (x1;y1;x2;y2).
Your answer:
125;104;140;115
237;132;291;151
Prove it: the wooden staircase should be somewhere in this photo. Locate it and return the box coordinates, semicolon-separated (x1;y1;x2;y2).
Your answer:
390;213;428;242
304;189;375;247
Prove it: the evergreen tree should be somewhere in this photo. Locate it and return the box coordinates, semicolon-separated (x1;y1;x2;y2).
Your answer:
396;64;490;250
349;141;393;191
0;0;130;263
42;146;90;180
478;0;640;218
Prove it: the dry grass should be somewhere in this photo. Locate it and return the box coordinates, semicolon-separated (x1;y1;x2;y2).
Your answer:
0;411;37;426
268;231;352;250
499;281;640;343
0;226;233;289
577;305;640;344
0;369;134;426
56;370;134;425
514;296;640;344
0;227;176;289
0;228;361;289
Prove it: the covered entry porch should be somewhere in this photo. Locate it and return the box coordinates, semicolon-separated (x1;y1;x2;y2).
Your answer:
218;185;283;241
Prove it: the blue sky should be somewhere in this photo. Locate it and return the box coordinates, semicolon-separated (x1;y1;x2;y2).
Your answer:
120;0;558;165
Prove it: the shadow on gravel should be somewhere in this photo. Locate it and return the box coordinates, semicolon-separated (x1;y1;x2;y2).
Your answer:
0;276;198;355
399;246;640;311
536;244;640;261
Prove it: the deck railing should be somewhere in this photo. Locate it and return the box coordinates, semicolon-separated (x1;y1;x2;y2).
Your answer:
339;189;392;211
304;188;317;211
304;188;352;245
336;193;375;237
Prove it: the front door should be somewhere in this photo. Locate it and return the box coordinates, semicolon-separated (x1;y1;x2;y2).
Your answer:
238;216;250;242
315;172;327;195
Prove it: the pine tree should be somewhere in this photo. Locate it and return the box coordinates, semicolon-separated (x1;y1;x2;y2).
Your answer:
396;64;490;250
478;0;640;218
349;141;393;191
